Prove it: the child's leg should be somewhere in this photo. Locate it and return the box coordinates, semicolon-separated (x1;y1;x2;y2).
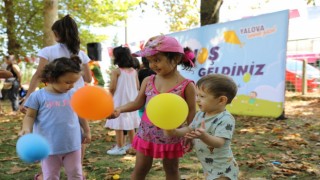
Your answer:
131;151;153;180
127;129;135;144
115;130;124;147
123;130;128;145
81;144;86;164
163;158;180;180
41;155;63;180
63;149;83;179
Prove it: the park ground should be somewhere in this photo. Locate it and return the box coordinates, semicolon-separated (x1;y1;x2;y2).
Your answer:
0;93;319;180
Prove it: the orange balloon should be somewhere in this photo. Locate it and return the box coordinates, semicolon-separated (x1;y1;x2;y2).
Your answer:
70;86;114;120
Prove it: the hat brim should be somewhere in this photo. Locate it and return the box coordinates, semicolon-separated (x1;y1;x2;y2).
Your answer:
132;48;158;57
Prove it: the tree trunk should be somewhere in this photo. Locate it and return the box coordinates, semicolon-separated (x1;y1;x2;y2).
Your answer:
200;0;223;26
4;0;21;55
43;0;58;47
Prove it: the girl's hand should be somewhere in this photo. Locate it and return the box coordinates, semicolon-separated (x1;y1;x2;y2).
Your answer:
107;108;121;119
163;129;176;137
18;129;31;136
82;131;92;144
184;121;206;139
183;138;194;152
19;99;28;114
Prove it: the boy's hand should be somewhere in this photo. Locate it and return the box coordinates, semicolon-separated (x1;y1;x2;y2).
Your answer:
185;121;206;139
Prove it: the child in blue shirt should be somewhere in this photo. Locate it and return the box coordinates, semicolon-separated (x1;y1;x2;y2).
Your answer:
19;56;91;179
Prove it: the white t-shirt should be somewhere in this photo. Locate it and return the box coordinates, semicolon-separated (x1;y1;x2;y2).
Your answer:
37;43;90;89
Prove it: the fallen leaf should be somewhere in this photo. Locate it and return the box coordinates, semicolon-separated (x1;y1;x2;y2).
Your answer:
309;133;320;141
151;161;162;171
121;155;135;161
0;156;19;162
271;127;284;134
105;136;113;142
6;166;29;174
86;157;101;163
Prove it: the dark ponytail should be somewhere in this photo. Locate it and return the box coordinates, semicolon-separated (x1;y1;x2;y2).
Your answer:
51;14;80;55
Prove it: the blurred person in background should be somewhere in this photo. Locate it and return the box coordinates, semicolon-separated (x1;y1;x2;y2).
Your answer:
4;55;22;115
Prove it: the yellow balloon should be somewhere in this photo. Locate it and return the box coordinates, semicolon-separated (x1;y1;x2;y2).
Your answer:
146;93;188;130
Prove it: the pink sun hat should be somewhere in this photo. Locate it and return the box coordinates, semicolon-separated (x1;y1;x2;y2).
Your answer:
133;35;184;57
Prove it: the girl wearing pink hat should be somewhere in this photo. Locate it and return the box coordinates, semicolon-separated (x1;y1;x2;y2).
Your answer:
111;35;196;179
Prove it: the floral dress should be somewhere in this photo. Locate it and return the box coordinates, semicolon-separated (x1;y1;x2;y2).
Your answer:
132;75;193;159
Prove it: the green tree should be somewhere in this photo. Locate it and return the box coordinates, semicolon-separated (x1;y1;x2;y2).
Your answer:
0;0;143;57
152;0;200;32
200;0;223;26
200;0;318;26
151;0;318;32
43;0;58;46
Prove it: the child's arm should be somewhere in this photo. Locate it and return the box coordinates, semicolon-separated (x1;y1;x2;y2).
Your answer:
20;58;48;113
19;108;37;135
135;72;140;91
81;63;93;84
182;83;197;152
79;118;91;144
109;69;120;95
112;77;149;118
184;83;197;125
164;126;192;137
185;121;226;148
12;64;22;84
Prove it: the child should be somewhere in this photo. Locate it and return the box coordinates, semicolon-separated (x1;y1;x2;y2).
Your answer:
105;46;141;155
137;57;156;117
21;14;92;112
20;15;92;179
138;57;156;86
19;56;91;179
111;35;197;179
165;74;239;180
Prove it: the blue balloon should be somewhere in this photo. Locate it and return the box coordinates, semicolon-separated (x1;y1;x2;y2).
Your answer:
16;134;50;163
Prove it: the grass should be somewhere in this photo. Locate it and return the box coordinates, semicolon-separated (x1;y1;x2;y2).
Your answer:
0;97;319;180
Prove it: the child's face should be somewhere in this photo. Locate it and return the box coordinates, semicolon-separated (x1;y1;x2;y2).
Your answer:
51;72;81;93
146;53;177;75
196;87;227;116
249;92;257;98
